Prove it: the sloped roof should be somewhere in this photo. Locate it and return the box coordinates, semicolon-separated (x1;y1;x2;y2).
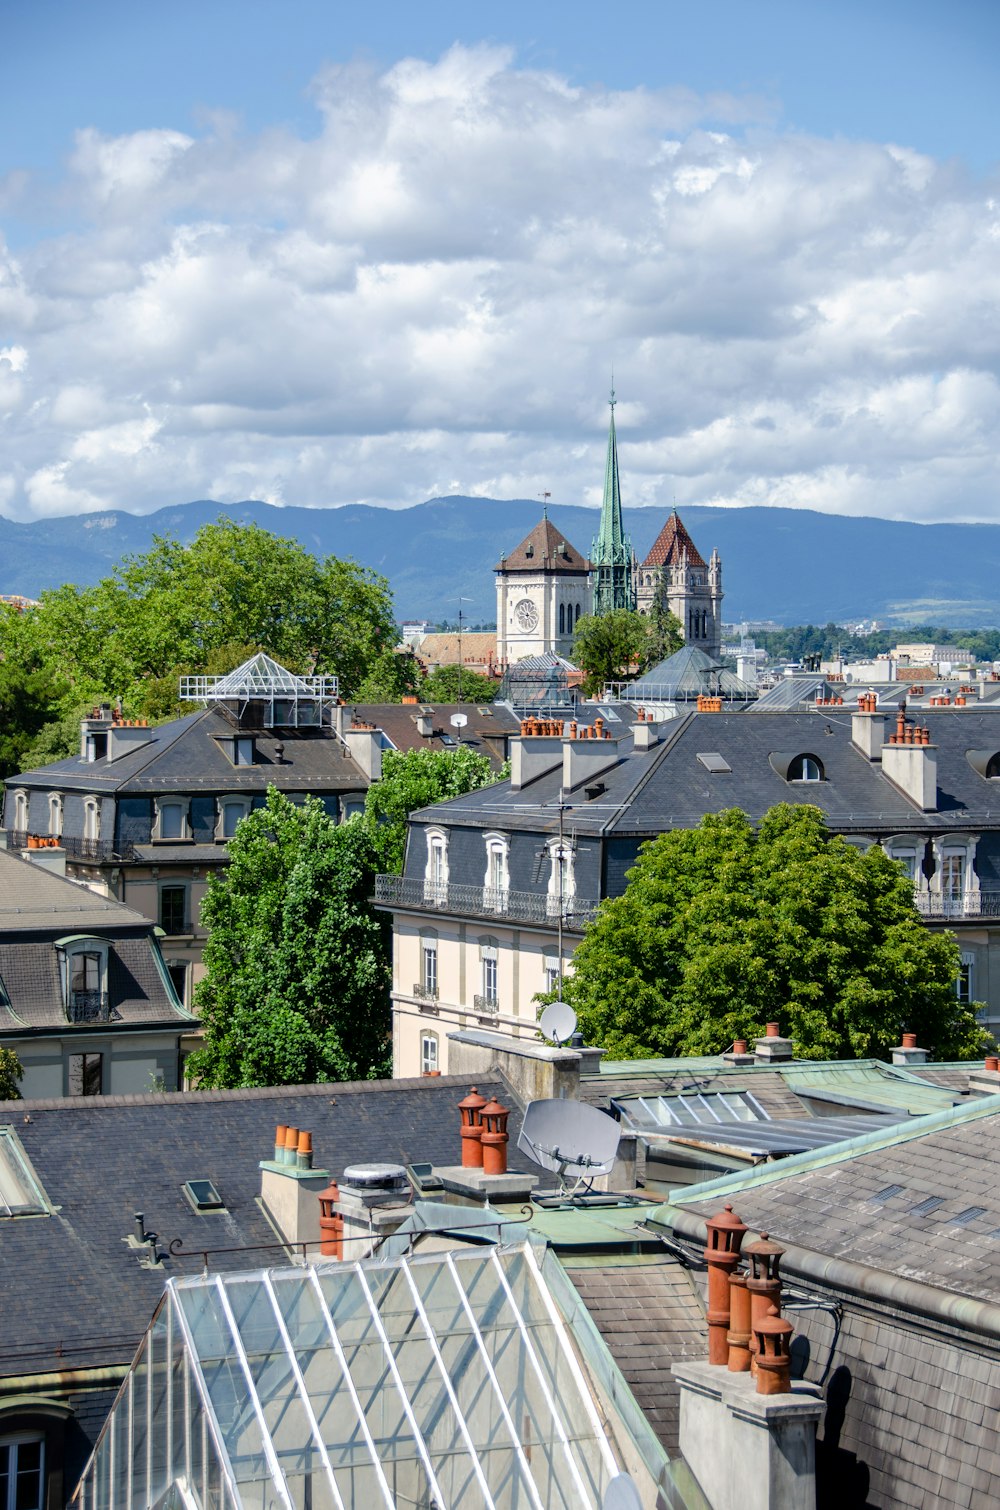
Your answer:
497;516;589;573
209;652;313;697
641;511;707;570
0;849;152;933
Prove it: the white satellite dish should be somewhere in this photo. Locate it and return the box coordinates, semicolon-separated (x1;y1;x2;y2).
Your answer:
539;999;577;1045
450;713;469;728
518;1099;621;1193
602;1475;643;1510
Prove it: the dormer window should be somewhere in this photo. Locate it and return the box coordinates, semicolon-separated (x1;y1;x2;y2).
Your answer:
12;791;28;834
546;838;576;917
219;798;250;840
154;796;190;843
235;737;254;766
57;937;110;1023
424;829;449;903
83;796;101;842
48;793;63;839
788;755;823;782
483;834;510;912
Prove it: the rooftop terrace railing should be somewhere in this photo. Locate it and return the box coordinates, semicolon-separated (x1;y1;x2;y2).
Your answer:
914;890;1000;920
374;874;599;930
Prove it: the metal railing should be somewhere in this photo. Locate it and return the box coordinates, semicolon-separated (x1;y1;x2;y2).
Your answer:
413;982;439;1001
67;991;111;1024
914;890;1000;920
474;994;500;1015
375;874;599;930
0;831;132;864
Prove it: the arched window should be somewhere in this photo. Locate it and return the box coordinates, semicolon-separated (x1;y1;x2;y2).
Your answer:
546;838;576;916
482;834;510;912
478;937;499;1011
986;754;1000;779
788;755;823;782
12;791;28;833
48;793;63;839
559;603;565;635
420;1032;439;1074
575;603;582;625
83;796;101;842
424;828;449;903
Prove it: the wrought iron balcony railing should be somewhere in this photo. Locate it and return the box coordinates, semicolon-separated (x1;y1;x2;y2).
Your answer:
473;994;500;1015
67;991;112;1024
375;874;599;931
913;889;1000;920
413;982;439;1001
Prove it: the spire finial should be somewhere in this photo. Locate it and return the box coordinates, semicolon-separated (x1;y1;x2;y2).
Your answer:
610;365;616;410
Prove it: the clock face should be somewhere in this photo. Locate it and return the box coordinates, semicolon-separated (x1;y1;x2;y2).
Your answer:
514;598;539;632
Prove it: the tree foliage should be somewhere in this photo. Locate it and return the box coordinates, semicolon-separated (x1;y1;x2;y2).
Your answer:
363;746;501;873
645;582;685;668
0;1047;23;1100
188;791;391;1088
418;665;498;704
572;610;651;695
561;804;988;1062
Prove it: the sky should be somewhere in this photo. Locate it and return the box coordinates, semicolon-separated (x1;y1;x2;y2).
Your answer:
0;0;998;526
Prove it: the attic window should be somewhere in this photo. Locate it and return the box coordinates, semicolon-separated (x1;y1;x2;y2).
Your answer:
182;1179;225;1213
0;1128;49;1217
788;755;823;782
697;752;732;774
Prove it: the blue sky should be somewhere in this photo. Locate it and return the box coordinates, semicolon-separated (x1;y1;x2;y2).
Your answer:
0;1;998;524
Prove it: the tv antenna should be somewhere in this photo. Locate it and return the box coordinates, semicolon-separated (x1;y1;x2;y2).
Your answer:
518;1099;621;1196
457;596;472;705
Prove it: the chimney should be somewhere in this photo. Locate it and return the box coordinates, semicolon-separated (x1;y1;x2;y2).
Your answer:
335;1163;412;1260
722;1038;756;1066
509;730;563;791
259;1125;330;1254
562;731;622;793
880;705;937;810
754;1023;794;1063
969;1059;1000;1096
851;695;887;760
22;845;67;879
632;718;661;752
106;722;154;762
416;714;434;737
704;1205;748;1365
333;703;346;740
891;1031;929;1067
344;725;382;782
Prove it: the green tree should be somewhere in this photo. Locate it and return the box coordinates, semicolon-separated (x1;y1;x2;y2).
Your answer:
0;605;73;781
646;579;684;668
353;649;424;703
418;665;498;704
363;746;502;874
0;1047;23;1100
560;804;987;1062
189;790;391;1088
572;609;651;695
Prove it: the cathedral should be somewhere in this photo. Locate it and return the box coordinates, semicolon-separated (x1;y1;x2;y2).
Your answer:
495;392;724;663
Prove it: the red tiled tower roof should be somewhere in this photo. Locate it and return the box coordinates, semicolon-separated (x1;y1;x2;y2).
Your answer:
641;511;707;570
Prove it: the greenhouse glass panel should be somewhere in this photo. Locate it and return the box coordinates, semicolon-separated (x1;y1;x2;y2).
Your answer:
71;1243;618;1509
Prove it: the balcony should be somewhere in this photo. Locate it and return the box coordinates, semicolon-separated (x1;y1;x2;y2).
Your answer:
1;831;130;865
914;890;1000;920
413;982;439;1002
375;874;599;931
473;994;500;1016
67;991;112;1024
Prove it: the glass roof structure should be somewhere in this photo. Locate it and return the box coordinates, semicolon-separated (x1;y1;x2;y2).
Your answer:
616;646;755;709
179;654;339;727
497;654;580;714
72;1243;619;1510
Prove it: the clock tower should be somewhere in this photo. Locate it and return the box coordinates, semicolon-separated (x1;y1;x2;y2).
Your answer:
495;513;590;664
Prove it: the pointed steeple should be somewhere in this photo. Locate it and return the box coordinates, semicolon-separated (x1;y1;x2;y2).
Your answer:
590;386;635;615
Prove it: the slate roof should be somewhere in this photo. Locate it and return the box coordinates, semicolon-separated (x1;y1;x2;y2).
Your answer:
347;702;518;772
0;849;151;933
666;1096;1000;1305
8;707;367;796
496;516;589;574
640;511;707;570
0;1075;530;1379
563;1255;705;1456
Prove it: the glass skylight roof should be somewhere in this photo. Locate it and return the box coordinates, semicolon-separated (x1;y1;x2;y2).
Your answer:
0;1127;49;1216
179;653;338;720
72;1243;619;1509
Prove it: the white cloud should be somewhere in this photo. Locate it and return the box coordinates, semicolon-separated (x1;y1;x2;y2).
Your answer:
1;44;998;527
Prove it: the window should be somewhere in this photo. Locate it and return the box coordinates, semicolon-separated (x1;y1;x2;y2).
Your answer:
422;941;438;998
12;792;28;834
68;951;104;1022
220;800;248;839
0;1436;44;1510
235;737;254;766
941;854;965;901
158;801;184;840
47;793;63;839
559;603;565;635
547;839;575;916
957;953;975;1004
160;886;187;935
0;1130;49;1216
483;833;509;912
83;796;101;842
342;800;365;821
424;829;449;903
167;963;187;1005
482;955;498;1000
788;755;823;782
477;939;499;1012
68;1053;103;1097
543;952;561;995
986;754;1000;779
421;1034;439;1074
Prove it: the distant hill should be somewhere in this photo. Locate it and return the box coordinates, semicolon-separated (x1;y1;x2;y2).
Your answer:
2;496;999;628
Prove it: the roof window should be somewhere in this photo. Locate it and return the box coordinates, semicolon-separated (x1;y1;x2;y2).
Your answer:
697;752;732;774
0;1128;50;1217
182;1179;225;1212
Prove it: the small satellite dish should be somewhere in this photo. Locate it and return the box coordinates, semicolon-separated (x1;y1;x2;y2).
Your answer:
518;1099;621;1192
602;1475;643;1510
539;1000;577;1045
450;713;469;728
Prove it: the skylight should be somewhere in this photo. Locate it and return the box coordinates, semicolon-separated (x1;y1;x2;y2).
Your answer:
0;1128;49;1217
73;1242;619;1509
183;1179;225;1212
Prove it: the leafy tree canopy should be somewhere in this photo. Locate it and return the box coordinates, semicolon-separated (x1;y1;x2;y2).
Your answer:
0;1047;23;1100
353;649;424;704
418;665;498;704
363;745;502;874
646;583;685;668
572;609;652;695
188;791;391;1088
560;804;988;1062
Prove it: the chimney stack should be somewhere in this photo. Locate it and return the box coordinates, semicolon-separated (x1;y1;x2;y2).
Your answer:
891;1032;929;1067
259;1125;330;1254
754;1023;794;1063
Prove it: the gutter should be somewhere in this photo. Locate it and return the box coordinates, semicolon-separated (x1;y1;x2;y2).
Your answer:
0;1364;129;1394
655;1203;1000;1342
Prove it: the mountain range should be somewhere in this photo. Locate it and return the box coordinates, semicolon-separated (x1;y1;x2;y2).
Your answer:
2;497;999;628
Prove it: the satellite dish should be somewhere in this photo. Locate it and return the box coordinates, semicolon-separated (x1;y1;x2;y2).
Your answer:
518;1099;621;1192
539;1000;577;1045
602;1475;643;1510
450;713;469;728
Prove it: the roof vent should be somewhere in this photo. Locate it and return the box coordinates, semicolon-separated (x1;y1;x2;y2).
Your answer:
342;1162;408;1191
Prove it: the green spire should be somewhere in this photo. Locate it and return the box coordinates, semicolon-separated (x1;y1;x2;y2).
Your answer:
591;386;635;614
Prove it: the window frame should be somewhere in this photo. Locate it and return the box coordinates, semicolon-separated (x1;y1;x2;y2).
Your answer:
159;884;189;936
788;754;823;782
67;1052;104;1098
0;1433;45;1510
11;791;28;834
482;832;510;912
153;796;189;843
47;793;63;839
420;1033;439;1075
218;797;250;841
423;827;449;903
